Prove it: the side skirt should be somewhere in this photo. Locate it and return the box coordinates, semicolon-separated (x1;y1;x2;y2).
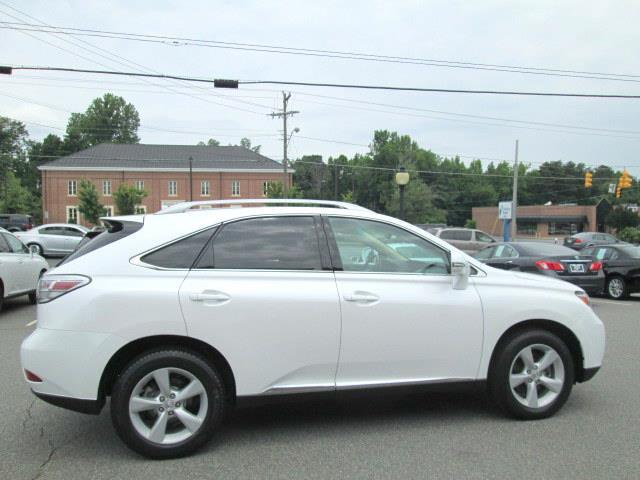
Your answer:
235;380;485;409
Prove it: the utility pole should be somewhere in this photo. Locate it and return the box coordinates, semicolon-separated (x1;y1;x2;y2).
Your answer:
511;140;519;241
269;92;299;196
189;156;193;201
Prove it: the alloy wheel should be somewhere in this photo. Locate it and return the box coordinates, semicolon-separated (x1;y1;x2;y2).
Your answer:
128;367;208;445
509;344;565;409
608;278;624;299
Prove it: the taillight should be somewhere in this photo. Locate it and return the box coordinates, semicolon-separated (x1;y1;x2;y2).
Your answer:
536;260;565;271
25;370;43;382
589;261;603;272
38;275;91;303
574;238;583;244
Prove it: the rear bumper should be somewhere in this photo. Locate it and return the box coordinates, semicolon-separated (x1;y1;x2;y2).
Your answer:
579;366;601;383
556;275;604;294
32;391;104;415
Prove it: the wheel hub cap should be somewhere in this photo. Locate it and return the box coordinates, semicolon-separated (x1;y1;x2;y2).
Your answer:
509;344;565;409
128;367;208;445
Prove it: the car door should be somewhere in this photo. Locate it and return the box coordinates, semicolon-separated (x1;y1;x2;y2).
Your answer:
485;244;519;270
61;227;86;252
325;216;483;388
178;215;341;397
1;233;31;293
0;234;22;295
37;227;66;253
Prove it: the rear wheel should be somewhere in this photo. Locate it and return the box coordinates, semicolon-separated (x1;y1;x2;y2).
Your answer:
27;243;43;256
489;330;574;420
110;349;226;459
606;276;628;300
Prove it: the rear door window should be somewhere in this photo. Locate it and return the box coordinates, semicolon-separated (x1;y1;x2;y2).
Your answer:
199;216;323;270
141;228;217;269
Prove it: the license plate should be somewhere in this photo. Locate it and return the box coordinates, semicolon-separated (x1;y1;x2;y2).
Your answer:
569;264;585;273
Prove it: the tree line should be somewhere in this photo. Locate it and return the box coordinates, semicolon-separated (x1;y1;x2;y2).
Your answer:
1;93;638;229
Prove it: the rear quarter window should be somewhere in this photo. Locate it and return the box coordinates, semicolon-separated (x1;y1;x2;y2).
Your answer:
141;228;217;269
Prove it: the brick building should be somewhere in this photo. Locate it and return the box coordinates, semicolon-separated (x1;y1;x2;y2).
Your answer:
472;199;611;239
39;144;291;226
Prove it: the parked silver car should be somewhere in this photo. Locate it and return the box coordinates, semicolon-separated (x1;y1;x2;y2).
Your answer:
432;227;496;253
13;224;89;256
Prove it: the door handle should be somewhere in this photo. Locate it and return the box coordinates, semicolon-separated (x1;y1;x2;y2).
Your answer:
189;291;230;303
343;291;379;304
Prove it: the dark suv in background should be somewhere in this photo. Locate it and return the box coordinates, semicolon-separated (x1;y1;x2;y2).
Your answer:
0;214;34;232
564;232;620;251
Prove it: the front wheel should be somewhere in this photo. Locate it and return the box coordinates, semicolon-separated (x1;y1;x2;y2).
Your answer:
27;243;43;256
489;330;574;420
110;349;226;459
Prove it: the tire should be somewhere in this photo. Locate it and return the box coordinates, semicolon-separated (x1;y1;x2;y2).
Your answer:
110;349;226;459
606;276;628;300
488;329;574;420
28;291;37;305
27;243;43;256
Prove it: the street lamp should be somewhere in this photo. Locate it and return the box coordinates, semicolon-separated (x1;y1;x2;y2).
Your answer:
395;166;410;220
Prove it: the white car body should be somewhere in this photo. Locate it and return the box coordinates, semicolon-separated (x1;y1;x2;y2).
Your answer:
22;203;605;398
14;224;89;256
0;231;48;306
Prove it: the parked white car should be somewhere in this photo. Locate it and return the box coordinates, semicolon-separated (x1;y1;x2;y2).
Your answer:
14;223;89;256
0;231;48;311
21;200;605;458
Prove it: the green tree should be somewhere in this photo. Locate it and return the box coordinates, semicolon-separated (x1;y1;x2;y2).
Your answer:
77;180;105;225
197;138;221;146
384;178;446;224
0;171;37;214
464;219;477;229
606;207;640;232
239;137;261;153
0;117;31;212
114;183;147;215
266;182;303;199
64;93;140;152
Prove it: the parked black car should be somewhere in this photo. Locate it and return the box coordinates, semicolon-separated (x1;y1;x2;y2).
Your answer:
581;244;640;299
564;232;620;251
474;242;605;295
0;213;34;232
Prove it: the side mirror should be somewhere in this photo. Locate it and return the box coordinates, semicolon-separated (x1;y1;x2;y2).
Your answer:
451;252;470;290
29;244;39;256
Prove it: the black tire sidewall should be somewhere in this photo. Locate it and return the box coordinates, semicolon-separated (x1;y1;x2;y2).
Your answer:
489;330;574;420
110;349;226;459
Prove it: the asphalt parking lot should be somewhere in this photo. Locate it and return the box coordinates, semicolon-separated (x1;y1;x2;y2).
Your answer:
1;284;638;479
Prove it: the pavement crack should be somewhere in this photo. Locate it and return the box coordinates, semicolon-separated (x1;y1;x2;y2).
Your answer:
32;435;57;480
21;398;36;433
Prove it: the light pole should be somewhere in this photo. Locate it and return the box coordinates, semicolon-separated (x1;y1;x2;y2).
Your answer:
395;166;410;220
285;127;300;195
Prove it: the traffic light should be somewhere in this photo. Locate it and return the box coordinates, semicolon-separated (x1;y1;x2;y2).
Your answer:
619;169;633;189
584;171;593;188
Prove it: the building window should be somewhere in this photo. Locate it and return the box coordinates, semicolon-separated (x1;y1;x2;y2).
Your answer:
168;180;177;196
549;222;583;235
517;221;538;235
66;206;79;224
134;205;147;214
103;180;112;196
201;180;210;197
231;180;240;197
136;180;145;191
262;181;270;197
68;180;77;196
104;206;114;217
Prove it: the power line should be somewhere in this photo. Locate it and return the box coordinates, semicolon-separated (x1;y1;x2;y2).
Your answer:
2;21;640;83
5;65;640;99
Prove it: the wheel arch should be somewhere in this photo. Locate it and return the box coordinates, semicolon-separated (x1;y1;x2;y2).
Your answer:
99;335;236;404
488;319;588;383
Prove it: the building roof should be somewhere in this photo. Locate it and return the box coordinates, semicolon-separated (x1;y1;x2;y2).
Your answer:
39;143;284;172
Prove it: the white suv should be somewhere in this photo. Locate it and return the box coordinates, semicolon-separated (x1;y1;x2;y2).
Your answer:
21;200;605;458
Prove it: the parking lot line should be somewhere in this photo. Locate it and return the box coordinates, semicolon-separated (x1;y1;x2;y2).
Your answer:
25;320;37;327
591;299;633;307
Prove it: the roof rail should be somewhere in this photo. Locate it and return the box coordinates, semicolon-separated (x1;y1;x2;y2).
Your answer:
155;199;372;214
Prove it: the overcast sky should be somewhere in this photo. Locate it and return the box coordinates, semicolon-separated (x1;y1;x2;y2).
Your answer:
1;0;639;174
